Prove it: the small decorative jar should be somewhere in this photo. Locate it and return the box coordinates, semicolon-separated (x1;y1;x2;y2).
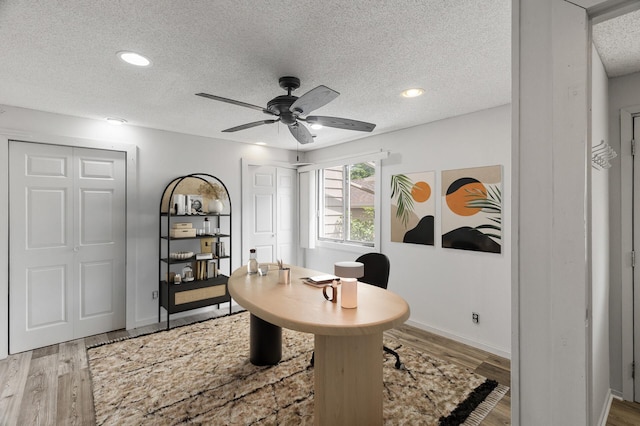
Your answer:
209;199;224;214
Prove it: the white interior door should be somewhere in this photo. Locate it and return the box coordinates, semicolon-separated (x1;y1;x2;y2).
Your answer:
245;164;297;266
276;168;296;265
9;142;126;353
248;165;277;263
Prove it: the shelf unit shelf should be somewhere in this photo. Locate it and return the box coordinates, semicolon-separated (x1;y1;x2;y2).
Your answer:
159;173;232;330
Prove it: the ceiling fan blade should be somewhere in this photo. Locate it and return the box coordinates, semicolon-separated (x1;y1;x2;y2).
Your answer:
222;119;278;132
288;123;314;144
196;93;276;116
289;85;339;115
305;116;376;132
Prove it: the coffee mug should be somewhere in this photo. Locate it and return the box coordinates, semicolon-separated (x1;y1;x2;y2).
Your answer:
322;281;338;303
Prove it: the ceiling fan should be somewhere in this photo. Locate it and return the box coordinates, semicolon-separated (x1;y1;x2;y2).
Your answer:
196;76;376;144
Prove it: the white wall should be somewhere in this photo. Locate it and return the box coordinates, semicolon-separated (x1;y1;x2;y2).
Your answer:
515;1;590;423
591;44;611;424
0;104;295;358
304;105;511;357
0;104;511;359
608;70;640;396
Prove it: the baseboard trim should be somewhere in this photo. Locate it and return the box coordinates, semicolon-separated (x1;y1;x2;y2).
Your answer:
598;389;618;426
404;319;511;359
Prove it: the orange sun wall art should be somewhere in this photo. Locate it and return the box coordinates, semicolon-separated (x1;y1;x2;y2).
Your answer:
390;171;435;245
441;165;502;253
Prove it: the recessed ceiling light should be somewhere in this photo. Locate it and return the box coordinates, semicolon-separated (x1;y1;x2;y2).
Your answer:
106;117;127;125
401;88;425;98
310;123;323;130
117;51;151;67
255;142;267;145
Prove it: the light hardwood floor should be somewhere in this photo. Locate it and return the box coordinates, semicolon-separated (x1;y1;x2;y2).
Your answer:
0;306;633;425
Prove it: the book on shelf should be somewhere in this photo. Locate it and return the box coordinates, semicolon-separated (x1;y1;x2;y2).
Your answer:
207;260;217;279
215;242;226;257
196;252;213;260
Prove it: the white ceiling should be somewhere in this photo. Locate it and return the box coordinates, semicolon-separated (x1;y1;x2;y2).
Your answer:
0;1;637;151
592;7;640;77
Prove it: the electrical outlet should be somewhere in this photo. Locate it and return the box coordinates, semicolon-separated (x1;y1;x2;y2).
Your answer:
472;312;479;324
152;290;159;300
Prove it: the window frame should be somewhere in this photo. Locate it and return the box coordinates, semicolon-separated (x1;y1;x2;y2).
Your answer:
315;159;381;250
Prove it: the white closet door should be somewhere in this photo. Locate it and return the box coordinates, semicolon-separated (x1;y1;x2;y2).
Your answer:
73;147;126;337
9;142;125;353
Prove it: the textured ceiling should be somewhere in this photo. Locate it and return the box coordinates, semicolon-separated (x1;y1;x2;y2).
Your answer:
0;1;636;151
593;7;640;78
0;0;511;150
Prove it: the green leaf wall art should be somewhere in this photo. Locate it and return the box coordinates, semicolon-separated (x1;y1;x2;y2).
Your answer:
441;165;502;253
390;171;435;245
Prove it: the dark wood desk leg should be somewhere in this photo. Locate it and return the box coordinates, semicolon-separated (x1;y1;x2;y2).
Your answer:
249;314;282;365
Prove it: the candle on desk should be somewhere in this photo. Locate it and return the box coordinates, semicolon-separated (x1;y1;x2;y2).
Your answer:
340;278;358;308
334;261;364;309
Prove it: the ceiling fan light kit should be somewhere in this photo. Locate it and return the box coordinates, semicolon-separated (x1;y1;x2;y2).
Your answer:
196;76;376;144
117;51;151;67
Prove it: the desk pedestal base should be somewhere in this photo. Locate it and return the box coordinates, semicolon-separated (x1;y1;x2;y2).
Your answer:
249;314;282;365
314;333;383;426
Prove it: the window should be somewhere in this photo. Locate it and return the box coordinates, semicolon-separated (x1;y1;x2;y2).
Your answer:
318;162;376;246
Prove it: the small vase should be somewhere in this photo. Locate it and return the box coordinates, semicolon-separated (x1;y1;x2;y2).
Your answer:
209;199;224;214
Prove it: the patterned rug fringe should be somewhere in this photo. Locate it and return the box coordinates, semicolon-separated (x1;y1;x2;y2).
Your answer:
439;379;498;425
461;384;509;425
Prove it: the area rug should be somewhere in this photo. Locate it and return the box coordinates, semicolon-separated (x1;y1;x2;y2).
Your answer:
87;312;508;425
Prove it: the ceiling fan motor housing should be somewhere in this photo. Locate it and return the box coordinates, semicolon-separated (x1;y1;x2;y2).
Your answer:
267;95;298;125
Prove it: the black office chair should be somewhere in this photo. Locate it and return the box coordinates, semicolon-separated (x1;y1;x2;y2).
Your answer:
310;253;404;369
356;253;403;370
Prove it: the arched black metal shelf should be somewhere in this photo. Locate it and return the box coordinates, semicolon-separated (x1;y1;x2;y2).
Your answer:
158;173;232;330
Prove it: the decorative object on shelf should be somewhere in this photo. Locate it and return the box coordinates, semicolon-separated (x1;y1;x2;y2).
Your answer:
196;252;213;260
247;249;258;275
173;194;186;215
203;217;211;234
170;228;196;238
592;139;617;170
209;199;224;214
198;181;228;213
441;165;502;254
334;261;364;309
170;251;194;260
182;265;194;282
187;195;204;214
390;171;435;246
277;259;291;284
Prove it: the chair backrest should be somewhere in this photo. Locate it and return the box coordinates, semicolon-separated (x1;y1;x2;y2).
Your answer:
355;253;390;289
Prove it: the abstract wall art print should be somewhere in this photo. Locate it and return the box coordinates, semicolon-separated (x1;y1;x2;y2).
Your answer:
390;171;435;245
441;165;502;254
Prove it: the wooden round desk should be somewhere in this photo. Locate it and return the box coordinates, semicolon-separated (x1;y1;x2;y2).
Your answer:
228;265;410;426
